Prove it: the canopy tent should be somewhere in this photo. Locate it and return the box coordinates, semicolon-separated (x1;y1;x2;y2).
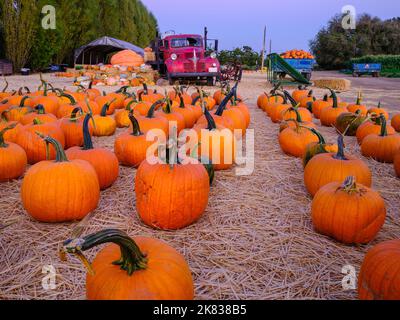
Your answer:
74;36;144;65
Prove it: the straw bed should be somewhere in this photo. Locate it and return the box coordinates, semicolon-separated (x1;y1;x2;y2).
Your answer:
0;73;399;300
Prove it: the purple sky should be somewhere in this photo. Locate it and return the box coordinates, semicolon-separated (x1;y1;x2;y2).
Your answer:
142;0;400;53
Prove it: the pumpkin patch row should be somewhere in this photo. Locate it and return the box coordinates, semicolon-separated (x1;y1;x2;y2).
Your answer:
257;86;400;300
0;79;251;300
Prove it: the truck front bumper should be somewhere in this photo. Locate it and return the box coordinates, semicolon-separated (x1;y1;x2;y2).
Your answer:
169;72;220;78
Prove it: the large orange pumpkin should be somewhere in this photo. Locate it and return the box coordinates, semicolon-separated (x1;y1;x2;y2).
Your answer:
304;135;372;197
136;156;210;230
21;135;100;222
358;239;400;300
312;176;386;244
356;116;396;145
62;229;194;300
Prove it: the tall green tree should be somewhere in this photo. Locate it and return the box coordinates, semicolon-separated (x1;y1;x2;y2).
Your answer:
0;0;38;70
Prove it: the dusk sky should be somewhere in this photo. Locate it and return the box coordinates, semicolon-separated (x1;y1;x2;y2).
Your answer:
142;0;400;53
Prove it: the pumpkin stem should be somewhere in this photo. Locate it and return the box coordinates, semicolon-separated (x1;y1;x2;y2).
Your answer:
62;229;148;276
325;87;338;109
323;94;328;102
333;135;347;161
100;99;116;117
339;176;360;194
356;91;362;105
70;107;82;122
36;133;69;162
82;114;94;150
60;93;77;106
35;104;46;114
125;99;136;111
379;115;388;137
285;104;303;123
19;96;29;107
192;95;201;106
215;88;234;116
0;123;16;148
2;78;8;93
204;108;217;131
309;128;327;145
147;99;164;118
128;112;143;137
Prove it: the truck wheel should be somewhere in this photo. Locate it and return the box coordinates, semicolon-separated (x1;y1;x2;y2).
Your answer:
207;77;216;86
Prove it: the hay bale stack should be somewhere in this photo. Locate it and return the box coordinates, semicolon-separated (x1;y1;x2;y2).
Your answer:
313;78;351;91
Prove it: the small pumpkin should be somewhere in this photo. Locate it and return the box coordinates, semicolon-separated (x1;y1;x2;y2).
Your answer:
62;229;194;300
368;102;389;120
303;129;338;167
20;105;58;125
361;115;400;163
312;176;386;244
320;89;347;127
60;107;93;149
136;149;210;230
311;94;331;119
3;96;31;122
21;134;100;222
93;100;117;137
347;91;368;116
66;114;119;190
115;100;136;128
358;239;400;300
292;85;309;103
304;135;372;197
16;119;65;164
279;120;319;158
0;124;27;182
356;115;396;145
114;112;155;168
298;90;315;109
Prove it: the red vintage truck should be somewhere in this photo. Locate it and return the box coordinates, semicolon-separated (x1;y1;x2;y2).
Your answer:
148;29;221;85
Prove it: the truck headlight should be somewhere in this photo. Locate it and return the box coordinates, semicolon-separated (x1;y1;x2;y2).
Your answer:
171;54;178;61
210;52;217;59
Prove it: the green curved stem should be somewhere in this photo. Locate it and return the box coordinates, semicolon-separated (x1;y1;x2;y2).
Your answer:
71;107;82;122
82;114;94;150
379;115;388;137
61;93;77;105
128;112;143;136
204;108;217;131
333;135;347;160
36;133;68;162
147;99;164;118
0;123;16;148
35;104;46;114
309;128;326;145
62;229;147;276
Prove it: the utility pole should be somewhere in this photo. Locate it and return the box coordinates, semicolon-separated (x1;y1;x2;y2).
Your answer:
261;26;266;71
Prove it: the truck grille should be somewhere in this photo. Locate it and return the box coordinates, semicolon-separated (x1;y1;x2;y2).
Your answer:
185;53;194;59
184;63;193;72
198;63;206;72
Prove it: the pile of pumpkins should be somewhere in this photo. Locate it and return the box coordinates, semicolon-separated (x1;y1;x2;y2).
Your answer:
258;86;400;301
0;78;250;300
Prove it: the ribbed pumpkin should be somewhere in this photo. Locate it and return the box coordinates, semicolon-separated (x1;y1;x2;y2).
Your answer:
311;94;331;119
60;107;93;149
264;94;286;117
347;92;368;116
320;89;347;127
280;107;316;131
193;108;236;171
358;239;400;300
21;135;100;222
66;114;119;190
20;105;58;125
283;105;313;123
16;119;65;164
312;176;386;244
279;120;319;158
336;111;367;136
93;101;117;137
228;86;251;129
292;85;309;103
136;152;210;230
304;135;372;197
3;96;31;122
368;102;389;120
391;114;400;132
57;93;85;118
356;116;396;145
0;120;22;143
361;116;400;163
0;124;27;182
32;88;59;116
298;90;315;109
62;229;194;300
114;113;155;168
303;129;338;167
94;95;118;115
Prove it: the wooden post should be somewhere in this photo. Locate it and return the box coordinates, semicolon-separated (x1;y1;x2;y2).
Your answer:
261;26;266;72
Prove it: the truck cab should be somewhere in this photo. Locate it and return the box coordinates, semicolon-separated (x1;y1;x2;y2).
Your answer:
150;33;220;85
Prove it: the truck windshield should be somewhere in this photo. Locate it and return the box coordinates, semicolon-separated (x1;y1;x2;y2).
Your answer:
170;37;203;48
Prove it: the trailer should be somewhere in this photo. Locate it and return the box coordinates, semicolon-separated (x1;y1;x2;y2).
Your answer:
352;63;381;77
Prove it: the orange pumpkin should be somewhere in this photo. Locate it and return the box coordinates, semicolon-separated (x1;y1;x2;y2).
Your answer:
311;94;331;119
356;116;396;145
304;135;372;197
320;89;347;127
114;112;155;168
312;176;386;244
368;102;389;120
391;113;400;132
347;92;368;116
0;124;27;182
292;85;309;103
62;229;194;300
136;154;210;230
21;135;100;222
66;114;119;190
20;105;58;125
60;107;93;149
358;239;400;300
361;116;400;163
92;101;117;137
303;129;338;167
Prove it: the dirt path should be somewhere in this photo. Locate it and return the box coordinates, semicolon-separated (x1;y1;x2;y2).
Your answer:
0;73;399;300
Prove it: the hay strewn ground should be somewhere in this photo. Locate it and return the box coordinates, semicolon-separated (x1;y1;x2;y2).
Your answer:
1;72;399;300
